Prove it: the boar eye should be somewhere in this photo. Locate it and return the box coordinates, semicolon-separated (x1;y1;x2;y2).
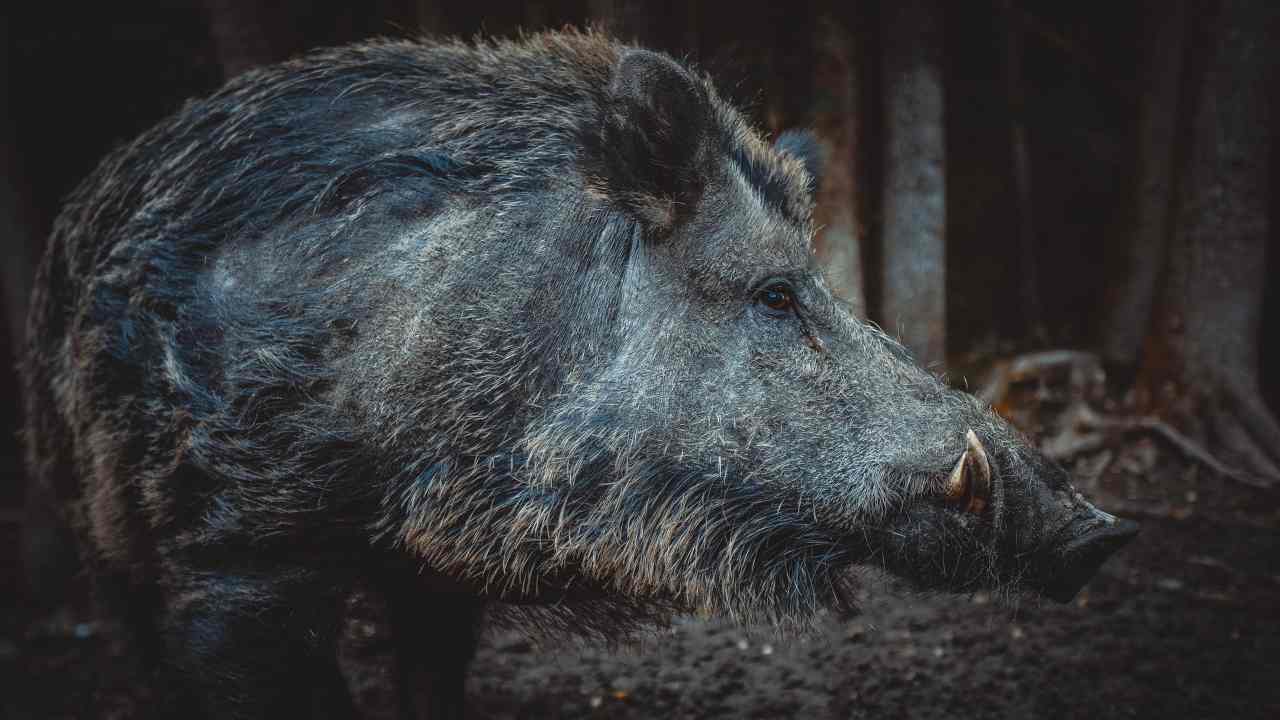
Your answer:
756;283;795;316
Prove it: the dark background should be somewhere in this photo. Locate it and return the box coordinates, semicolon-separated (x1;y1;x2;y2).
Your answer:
2;1;1278;718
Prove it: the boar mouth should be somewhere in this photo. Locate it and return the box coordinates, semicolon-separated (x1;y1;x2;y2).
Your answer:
1031;516;1139;602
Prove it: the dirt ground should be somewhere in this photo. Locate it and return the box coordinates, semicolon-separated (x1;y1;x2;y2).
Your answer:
5;427;1279;719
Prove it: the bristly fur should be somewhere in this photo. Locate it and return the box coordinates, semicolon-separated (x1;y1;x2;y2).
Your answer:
22;28;1127;716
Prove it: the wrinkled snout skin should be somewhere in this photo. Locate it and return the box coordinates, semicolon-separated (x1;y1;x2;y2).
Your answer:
23;30;1135;718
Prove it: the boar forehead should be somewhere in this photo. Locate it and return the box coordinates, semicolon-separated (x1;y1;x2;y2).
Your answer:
668;157;815;297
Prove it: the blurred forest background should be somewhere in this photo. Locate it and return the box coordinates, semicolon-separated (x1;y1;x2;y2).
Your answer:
2;1;1278;718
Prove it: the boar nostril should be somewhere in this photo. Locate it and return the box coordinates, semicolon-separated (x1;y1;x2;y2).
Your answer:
945;429;992;515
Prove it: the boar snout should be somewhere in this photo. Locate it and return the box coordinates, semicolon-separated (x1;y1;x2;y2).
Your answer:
1031;499;1140;603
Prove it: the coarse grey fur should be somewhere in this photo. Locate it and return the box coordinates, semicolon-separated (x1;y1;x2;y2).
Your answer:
21;29;1134;718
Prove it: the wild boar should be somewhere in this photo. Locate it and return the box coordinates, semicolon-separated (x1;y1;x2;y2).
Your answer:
22;30;1136;718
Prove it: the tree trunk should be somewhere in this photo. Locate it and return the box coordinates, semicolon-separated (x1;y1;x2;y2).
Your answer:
0;153;34;375
809;14;866;315
1099;0;1190;383
1142;0;1280;482
879;0;947;368
1000;0;1044;343
0;80;35;360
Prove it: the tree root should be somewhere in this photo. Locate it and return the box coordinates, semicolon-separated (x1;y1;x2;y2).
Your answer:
1208;382;1280;481
977;349;1104;406
1046;403;1276;489
979;349;1279;489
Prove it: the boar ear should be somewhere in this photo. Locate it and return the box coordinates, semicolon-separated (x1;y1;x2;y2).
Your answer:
597;49;710;232
774;129;825;196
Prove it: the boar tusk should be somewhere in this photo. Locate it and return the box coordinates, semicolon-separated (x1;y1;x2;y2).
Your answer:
964;429;991;514
946;430;992;515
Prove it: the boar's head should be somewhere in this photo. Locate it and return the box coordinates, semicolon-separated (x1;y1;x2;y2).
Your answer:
378;41;1136;629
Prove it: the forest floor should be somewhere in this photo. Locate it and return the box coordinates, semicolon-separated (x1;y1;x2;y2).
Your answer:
5;384;1280;719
